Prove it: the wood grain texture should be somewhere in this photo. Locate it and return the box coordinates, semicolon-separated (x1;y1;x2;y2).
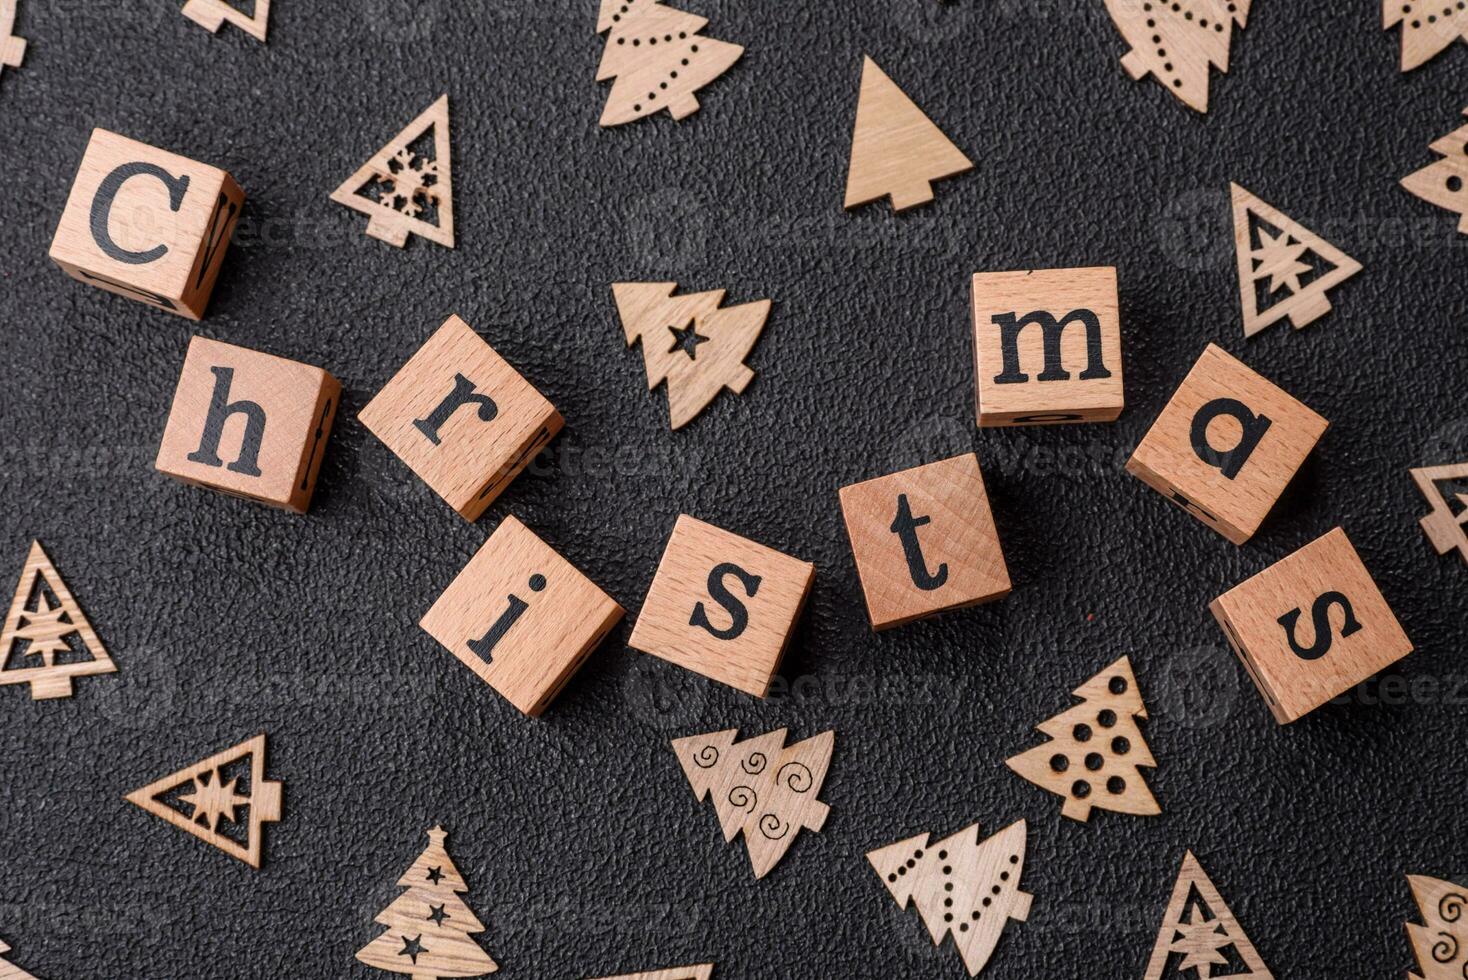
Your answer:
0;938;39;980
585;967;713;980
419;515;624;717
844;56;972;212
332;95;455;248
1104;0;1251;112
0;540;115;701
181;0;269;42
595;0;742;127
1385;0;1468;70
1406;874;1468;980
1;0;25;75
1411;461;1468;564
359;314;563;521
1143;851;1272;979
1126;343;1328;544
154;336;339;513
1210;527;1414;724
629;515;814;698
1402;109;1468;234
48;129;244;319
972;267;1125;426
838;452;1010;630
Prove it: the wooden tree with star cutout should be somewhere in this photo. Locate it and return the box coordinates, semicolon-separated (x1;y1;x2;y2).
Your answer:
1411;463;1468;565
356;826;499;979
1144;851;1273;979
1406;874;1468;979
0;540;115;701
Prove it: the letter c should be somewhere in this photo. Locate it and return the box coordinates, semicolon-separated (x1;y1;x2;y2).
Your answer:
90;162;190;265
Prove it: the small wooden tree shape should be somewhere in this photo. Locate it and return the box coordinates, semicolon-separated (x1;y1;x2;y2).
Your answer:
124;734;282;868
1231;183;1361;338
1402;110;1468;234
1144;852;1272;979
0;939;39;980
1005;655;1160;822
1386;1;1468;70
586;967;713;980
844;56;973;213
332;95;455;249
1406;874;1468;979
1103;0;1251;112
180;0;269;43
1;0;26;79
671;728;833;879
867;820;1032;976
0;540;115;701
613;282;771;429
356;826;499;979
595;0;743;127
1412;463;1468;565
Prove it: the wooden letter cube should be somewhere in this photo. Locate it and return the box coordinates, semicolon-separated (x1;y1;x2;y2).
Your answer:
49;129;244;320
629;516;815;698
155;337;339;512
1210;527;1413;724
1126;343;1327;544
838;452;1011;629
973;266;1125;426
359;315;563;521
419;516;624;716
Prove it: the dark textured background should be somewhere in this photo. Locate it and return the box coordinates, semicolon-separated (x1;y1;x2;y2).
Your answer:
1;2;1466;978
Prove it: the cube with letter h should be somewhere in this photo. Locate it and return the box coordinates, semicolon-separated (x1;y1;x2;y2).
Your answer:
973;266;1125;426
1210;527;1413;724
1127;344;1328;545
630;516;815;698
50;129;244;320
359;315;564;522
839;452;1011;629
155;337;340;512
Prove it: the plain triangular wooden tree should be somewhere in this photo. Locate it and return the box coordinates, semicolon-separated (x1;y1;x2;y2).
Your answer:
1385;1;1468;70
1;0;26;78
1406;874;1468;979
596;0;743;126
1230;183;1361;338
867;820;1032;976
332;95;455;249
0;540;115;700
1402;110;1468;234
844;56;973;212
0;939;39;980
1411;463;1468;564
613;282;771;429
671;728;833;878
586;966;714;980
1144;852;1272;979
356;826;499;979
1104;0;1251;112
1005;655;1159;822
124;734;282;868
180;0;269;42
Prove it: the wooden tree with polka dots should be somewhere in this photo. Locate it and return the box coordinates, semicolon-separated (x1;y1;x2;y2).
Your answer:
1386;0;1468;70
1401;109;1468;234
867;820;1032;976
1103;0;1252;112
596;0;744;127
1005;656;1160;822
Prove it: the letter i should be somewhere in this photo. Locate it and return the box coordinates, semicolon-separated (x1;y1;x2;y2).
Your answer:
468;574;546;663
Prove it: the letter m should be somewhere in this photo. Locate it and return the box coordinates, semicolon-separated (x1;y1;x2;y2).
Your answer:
991;308;1111;385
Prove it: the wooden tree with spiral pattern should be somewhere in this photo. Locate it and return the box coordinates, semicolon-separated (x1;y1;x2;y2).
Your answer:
1407;875;1468;979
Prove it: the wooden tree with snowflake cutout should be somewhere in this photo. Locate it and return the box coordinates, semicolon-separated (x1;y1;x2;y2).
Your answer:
672;728;833;878
1231;183;1361;338
596;0;743;127
1386;0;1468;70
0;540;115;701
613;282;771;429
1005;655;1160;822
1144;852;1272;979
1103;0;1251;112
1411;463;1468;565
356;826;499;979
867;820;1032;976
1402;109;1468;234
1406;874;1468;979
332;95;455;249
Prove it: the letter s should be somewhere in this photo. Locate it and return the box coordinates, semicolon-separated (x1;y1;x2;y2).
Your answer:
1277;590;1363;661
690;562;761;641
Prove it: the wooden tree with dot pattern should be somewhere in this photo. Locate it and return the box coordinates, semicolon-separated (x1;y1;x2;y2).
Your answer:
596;0;744;126
1103;0;1252;112
1402;109;1468;234
1005;656;1160;822
867;821;1032;976
1386;0;1468;70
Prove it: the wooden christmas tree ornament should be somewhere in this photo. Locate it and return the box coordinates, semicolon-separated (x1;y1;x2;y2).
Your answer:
845;56;973;213
1386;0;1468;70
357;826;499;979
181;0;269;42
1402;110;1468;234
671;727;833;879
0;540;115;701
1144;851;1272;979
124;733;281;868
1405;874;1468;979
1231;184;1361;338
0;938;39;980
586;968;712;980
1005;655;1160;822
613;282;770;429
1412;462;1468;565
867;820;1031;976
332;95;454;248
596;0;743;126
1;0;26;79
1103;0;1251;112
